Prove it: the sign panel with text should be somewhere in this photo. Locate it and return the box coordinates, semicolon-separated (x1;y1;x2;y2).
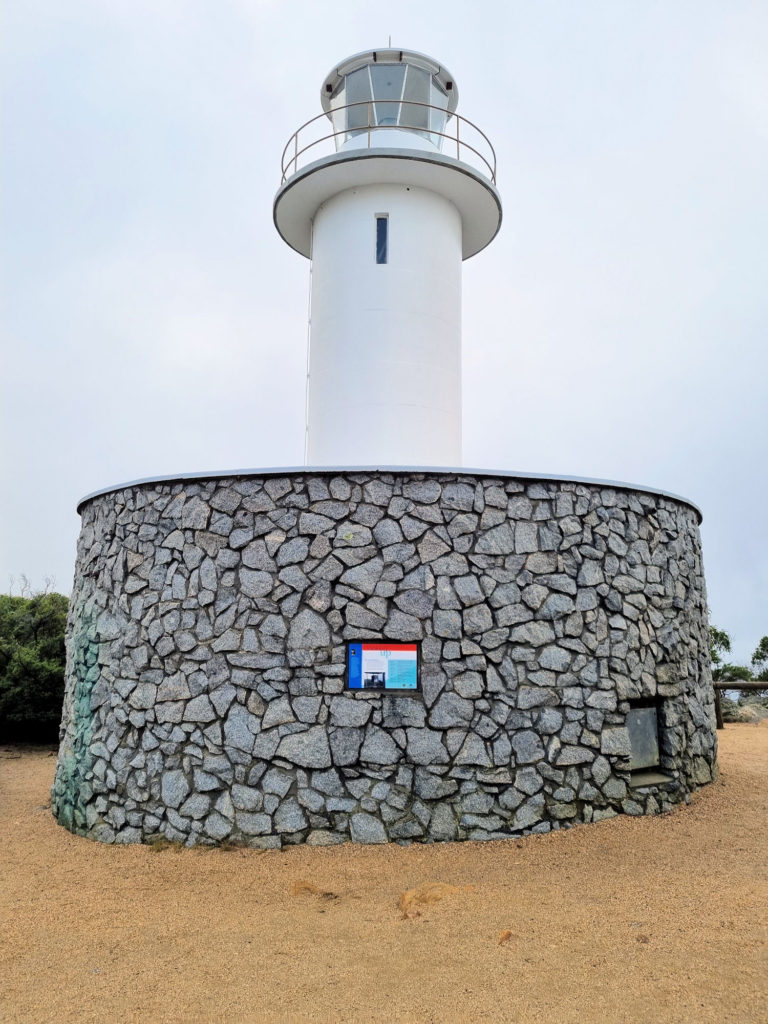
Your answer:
346;642;420;692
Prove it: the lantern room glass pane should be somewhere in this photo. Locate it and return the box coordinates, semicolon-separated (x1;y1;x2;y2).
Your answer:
400;65;430;132
429;81;449;145
370;65;405;126
329;80;346;144
345;67;372;133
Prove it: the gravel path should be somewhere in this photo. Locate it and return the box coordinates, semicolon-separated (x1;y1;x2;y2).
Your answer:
2;724;766;1024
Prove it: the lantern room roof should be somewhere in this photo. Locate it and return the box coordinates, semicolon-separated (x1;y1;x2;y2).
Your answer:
320;48;459;116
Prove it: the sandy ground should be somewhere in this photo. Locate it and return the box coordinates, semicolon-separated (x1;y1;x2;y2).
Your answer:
1;726;766;1024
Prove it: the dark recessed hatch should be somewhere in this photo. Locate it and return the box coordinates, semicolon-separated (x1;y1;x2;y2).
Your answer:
626;703;660;771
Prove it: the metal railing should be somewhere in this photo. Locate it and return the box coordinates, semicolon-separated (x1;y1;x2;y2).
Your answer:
280;100;497;185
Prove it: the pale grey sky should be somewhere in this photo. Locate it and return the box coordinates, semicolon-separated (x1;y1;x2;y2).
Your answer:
2;0;766;665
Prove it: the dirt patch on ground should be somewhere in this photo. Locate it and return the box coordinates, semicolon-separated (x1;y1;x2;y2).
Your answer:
2;725;766;1024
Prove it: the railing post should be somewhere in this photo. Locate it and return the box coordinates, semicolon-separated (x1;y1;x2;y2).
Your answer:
294;132;298;176
367;102;372;148
456;115;460;162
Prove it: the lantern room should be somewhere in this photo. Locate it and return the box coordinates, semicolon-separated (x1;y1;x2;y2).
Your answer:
320;49;458;153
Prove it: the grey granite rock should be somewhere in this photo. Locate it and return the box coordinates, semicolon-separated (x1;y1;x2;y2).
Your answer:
157;674;191;701
405;728;449;765
161;770;189;809
455;734;492;767
180;793;211;819
350;812;388;844
276;726;332;768
429;692;474;728
428;803;458;840
335;522;373;547
274;798;307;834
453;671;484;699
539;594;576;620
236;811;271;836
330;727;364;766
463;604;493;634
184;695;216;723
509;621;556;646
402;479;442;503
602;777;628;800
515;522;539;553
361;726;401;764
577;560;604;586
511;730;545;764
385;608;423;641
601;727;632;757
223;705;257;753
538;646;572;671
433;609;462;639
590;755;611;786
288;608;330;649
328;697;371;727
240;569;273;598
129;683;157;710
261;696;295;730
476;523;515;555
555;745;595;766
393;589;435;619
204;812;233;840
513;793;545;830
277;537;310;566
231;784;262;812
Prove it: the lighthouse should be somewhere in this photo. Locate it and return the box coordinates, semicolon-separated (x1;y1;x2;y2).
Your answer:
274;48;502;467
57;43;716;854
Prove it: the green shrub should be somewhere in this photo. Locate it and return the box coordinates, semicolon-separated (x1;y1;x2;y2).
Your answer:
0;592;69;743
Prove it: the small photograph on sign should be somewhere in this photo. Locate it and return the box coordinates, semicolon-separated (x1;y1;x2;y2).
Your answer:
347;643;419;691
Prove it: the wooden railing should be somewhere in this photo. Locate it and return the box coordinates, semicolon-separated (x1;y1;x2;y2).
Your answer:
712;681;767;729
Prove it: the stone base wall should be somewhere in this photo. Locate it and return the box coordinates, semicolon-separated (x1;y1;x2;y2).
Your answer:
53;470;717;847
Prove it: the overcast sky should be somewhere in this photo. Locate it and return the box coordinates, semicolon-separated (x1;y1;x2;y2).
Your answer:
1;0;766;665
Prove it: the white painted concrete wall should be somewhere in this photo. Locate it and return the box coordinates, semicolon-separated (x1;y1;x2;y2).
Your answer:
338;129;442;155
307;184;463;466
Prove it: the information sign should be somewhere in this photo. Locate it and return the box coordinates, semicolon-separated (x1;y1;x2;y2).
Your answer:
346;642;419;691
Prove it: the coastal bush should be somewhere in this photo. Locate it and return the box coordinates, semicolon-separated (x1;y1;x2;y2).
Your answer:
0;592;68;743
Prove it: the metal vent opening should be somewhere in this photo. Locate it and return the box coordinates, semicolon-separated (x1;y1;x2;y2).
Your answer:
626;700;661;771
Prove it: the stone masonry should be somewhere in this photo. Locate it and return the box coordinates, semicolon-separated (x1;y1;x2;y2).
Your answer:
52;470;717;847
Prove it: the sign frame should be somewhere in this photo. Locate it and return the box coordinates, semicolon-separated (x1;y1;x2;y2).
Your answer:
345;641;422;694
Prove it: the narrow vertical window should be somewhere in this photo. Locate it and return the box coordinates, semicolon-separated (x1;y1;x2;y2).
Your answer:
376;215;388;264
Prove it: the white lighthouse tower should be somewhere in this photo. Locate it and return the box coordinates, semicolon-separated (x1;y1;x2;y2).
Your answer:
274;48;501;467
